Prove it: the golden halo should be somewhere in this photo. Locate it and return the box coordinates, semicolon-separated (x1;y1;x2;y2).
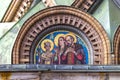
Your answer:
65;32;77;43
54;34;65;46
41;39;54;51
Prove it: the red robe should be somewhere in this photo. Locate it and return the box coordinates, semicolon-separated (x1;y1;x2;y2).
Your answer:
61;43;85;64
62;52;83;64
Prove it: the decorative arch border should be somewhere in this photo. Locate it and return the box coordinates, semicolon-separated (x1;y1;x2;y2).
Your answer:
12;6;110;65
114;26;120;64
71;0;103;14
2;0;33;22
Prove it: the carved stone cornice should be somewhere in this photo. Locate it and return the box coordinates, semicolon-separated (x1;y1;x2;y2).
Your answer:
1;0;33;22
0;64;120;72
1;0;103;22
71;0;84;8
72;0;103;14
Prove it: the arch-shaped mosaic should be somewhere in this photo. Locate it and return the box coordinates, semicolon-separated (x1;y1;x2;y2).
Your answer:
12;6;110;65
114;26;120;64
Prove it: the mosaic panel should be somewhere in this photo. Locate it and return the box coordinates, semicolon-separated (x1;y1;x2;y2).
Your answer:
35;31;88;64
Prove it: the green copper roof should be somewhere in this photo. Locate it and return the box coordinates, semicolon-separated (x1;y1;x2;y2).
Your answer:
93;0;111;39
109;0;120;42
55;0;75;6
0;22;15;39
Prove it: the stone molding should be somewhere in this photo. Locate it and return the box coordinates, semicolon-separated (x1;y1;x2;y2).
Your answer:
0;64;120;72
1;0;33;22
114;26;120;64
72;0;103;14
1;0;103;22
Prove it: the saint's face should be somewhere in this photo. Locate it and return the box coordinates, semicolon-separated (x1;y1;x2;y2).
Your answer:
45;46;51;51
65;36;73;47
44;42;51;51
58;37;65;46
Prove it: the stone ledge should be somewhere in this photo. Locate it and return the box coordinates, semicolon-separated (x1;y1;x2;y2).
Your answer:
0;64;120;72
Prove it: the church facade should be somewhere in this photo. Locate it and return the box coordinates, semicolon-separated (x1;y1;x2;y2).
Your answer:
0;0;120;80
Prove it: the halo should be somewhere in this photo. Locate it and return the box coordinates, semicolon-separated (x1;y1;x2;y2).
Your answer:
65;32;77;43
41;39;54;51
54;34;65;46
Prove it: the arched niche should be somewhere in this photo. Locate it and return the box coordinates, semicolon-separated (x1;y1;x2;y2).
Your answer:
114;26;120;64
12;6;110;65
